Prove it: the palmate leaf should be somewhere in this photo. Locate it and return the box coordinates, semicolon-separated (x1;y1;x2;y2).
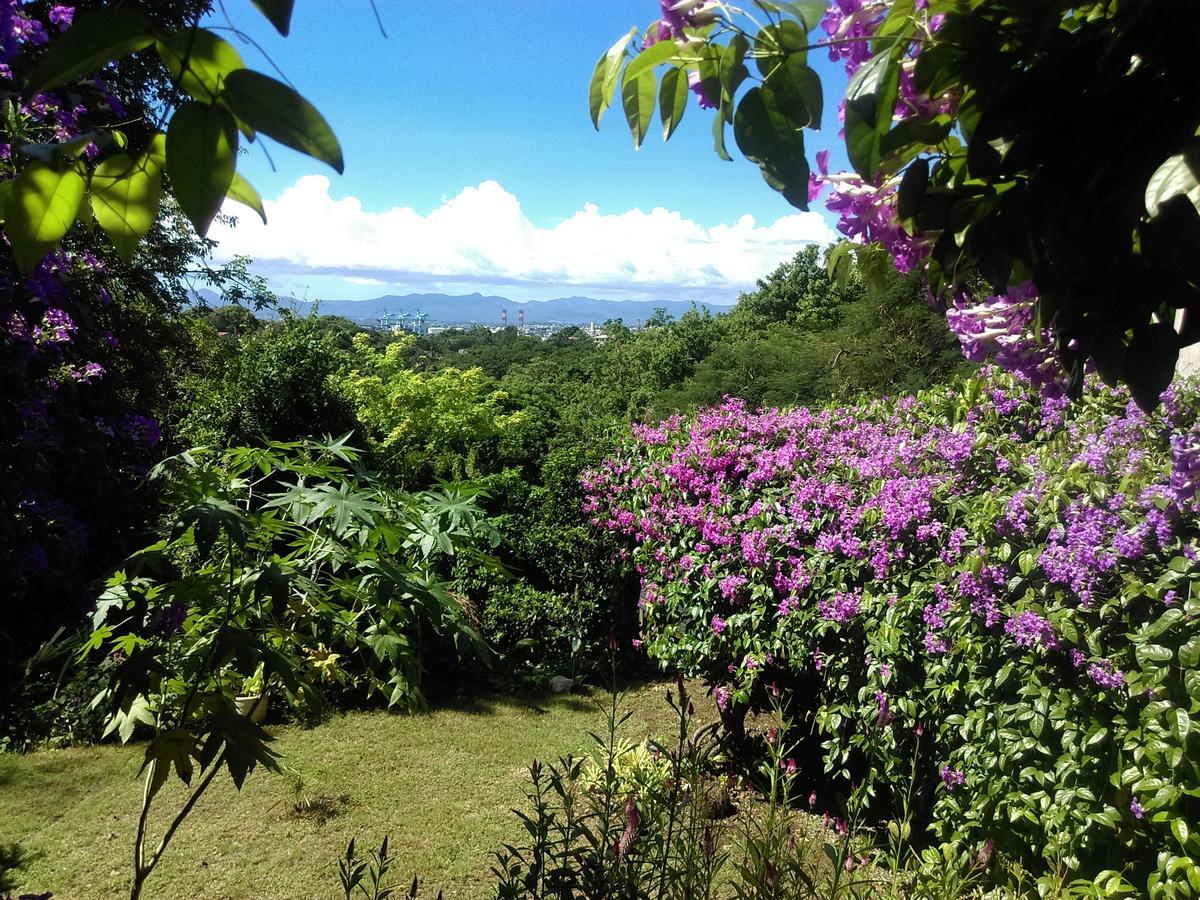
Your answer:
222;69;344;173
103;693;156;744
201;707;281;789
177;497;246;556
141;728;198;800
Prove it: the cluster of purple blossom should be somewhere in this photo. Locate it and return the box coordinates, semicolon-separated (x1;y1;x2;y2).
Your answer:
585;367;1200;752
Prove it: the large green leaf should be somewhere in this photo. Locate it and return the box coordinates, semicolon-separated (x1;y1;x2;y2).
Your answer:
1146;144;1200;218
141;729;197;801
761;54;822;130
623;40;678;84
659;66;689;140
733;85;809;209
167;101;238;235
222;69;344;174
250;0;295;36
226;171;267;224
155;28;246;103
621;68;656;149
844;52;900;179
89;133;166;261
5;161;87;273
29;9;156;92
589;28;636;129
755;0;827;31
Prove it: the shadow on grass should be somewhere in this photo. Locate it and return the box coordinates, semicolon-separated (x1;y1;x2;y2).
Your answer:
0;841;40;892
425;671;677;719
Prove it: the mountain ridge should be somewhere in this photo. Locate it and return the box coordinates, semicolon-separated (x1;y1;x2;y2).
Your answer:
273;291;734;325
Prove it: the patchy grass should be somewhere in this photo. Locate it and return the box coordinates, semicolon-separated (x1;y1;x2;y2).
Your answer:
0;680;709;899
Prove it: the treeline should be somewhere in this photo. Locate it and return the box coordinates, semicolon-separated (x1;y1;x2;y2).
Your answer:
5;244;972;745
175;247;971;677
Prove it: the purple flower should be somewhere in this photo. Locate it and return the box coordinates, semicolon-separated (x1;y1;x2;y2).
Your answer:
1004;611;1058;650
1087;659;1125;690
1130;797;1145;820
940;766;964;791
48;5;74;29
875;690;892;726
713;685;731;711
818;589;861;624
710;614;726;636
124;414;162;447
686;69;716;109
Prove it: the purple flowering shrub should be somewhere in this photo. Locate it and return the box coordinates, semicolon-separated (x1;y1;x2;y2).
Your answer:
0;2;173;688
584;369;1200;893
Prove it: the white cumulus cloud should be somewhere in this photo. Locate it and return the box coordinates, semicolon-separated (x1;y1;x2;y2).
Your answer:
209;176;836;300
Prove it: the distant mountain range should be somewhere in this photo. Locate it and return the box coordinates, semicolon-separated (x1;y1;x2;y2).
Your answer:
270;292;733;326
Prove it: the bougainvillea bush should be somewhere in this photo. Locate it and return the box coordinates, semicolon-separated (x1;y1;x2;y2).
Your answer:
584;369;1200;895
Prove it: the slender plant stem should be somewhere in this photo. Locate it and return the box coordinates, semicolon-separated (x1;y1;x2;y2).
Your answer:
129;749;229;900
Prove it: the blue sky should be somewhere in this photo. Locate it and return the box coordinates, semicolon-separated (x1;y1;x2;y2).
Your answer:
205;0;850;305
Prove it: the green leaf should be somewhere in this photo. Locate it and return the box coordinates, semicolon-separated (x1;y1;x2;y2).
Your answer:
719;34;752;123
204;708;280;789
5;161;86;273
155;28;246;103
733;85;810;208
624;40;677;84
29;9;156;93
249;0;294;36
17;132;103;165
89;133;166;261
1135;643;1174;667
141;729;197;800
844;52;900;179
1146;143;1200;217
226;171;267;224
1173;818;1191;850
589;28;636;129
1181;636;1200;669
897;158;928;222
757;0;827;31
103;693;155;744
621;68;656;149
222;69;344;174
659;66;688;141
760;54;822;130
826;240;854;288
856;244;893;292
166;101;238;235
1173;708;1191;743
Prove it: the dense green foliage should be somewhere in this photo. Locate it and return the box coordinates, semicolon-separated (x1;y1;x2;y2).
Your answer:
156;248;966;685
596;0;1200;407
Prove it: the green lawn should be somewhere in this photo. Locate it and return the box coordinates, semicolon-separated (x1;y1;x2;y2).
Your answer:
0;680;706;899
